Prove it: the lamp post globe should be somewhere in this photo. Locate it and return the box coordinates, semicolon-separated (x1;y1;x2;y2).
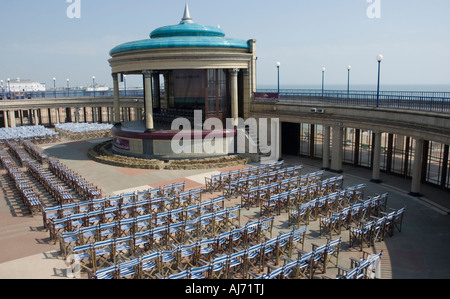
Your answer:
347;65;352;99
376;54;383;107
53;78;56;98
92;76;96;97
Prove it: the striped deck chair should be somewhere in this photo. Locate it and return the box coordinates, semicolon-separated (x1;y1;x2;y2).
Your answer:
189;264;211;279
117;258;140;279
138;252;160;279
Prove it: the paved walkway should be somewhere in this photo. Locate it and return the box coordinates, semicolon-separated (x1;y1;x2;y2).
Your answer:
0;138;449;279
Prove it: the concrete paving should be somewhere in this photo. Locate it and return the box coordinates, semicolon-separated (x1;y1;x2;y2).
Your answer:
0;138;449;279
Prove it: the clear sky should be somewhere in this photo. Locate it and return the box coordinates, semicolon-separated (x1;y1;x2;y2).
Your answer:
1;0;449;90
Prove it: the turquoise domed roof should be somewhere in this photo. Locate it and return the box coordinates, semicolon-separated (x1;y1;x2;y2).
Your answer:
110;5;250;56
150;22;225;39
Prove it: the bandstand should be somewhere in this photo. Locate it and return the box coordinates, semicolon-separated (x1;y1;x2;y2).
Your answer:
108;4;256;159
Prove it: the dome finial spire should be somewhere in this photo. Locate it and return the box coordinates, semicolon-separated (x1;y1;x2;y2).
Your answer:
180;3;194;24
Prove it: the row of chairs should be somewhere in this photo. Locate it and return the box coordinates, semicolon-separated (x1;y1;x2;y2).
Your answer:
254;238;342;279
54;123;113;140
45;192;221;241
26;160;74;205
348;207;405;251
0;154;41;215
0;125;58;141
52;197;232;246
59;204;246;257
69;216;276;278
319;193;389;238
47;159;103;201
41;184;194;231
332;251;383;279
21;139;49;164
4;139;30;167
83;225;305;280
289;184;366;227
259;175;345;217
222;166;304;198
240;170;330;211
204;161;286;193
5;138;103;203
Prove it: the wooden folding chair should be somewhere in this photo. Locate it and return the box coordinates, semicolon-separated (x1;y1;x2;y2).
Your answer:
227;227;246;253
189;264;212;279
102;206;119;223
59;231;80;259
42;205;61;230
71;243;94;273
117;217;136;237
150;225;169;250
79;225;99;245
273;232;293;266
294;250;314;279
224;205;241;231
241;186;259;210
349;221;375;251
138;252;160;279
98;221;118;240
194;237;216;264
133;230;151;255
392;207;406;236
205;174;222;193
88;264;118;279
225;251;245;279
176;243;198;269
209;255;229;279
117;258;140;279
48;216;69;243
319;212;343;238
244;243;264;278
325;238;342;271
92;239;115;270
158;249;178;277
289;203;311;227
259;217;274;241
167;221;186;246
114;235;134;262
260;194;279;217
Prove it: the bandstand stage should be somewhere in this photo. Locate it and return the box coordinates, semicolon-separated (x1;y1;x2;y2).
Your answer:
108;4;256;160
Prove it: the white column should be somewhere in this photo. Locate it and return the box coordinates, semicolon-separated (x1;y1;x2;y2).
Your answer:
331;125;344;173
33;110;39;125
56;109;60;124
3;111;8;128
112;73;121;125
9;110;16;128
230;69;239;126
410;138;424;196
371;131;382;183
143;70;154;131
322;126;331;170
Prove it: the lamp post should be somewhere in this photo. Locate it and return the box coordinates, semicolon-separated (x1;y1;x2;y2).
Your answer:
376;54;383;107
67;79;70;97
276;61;281;95
7;78;11;99
53;77;56;98
92;76;96;97
321;67;326;98
347;65;352;101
